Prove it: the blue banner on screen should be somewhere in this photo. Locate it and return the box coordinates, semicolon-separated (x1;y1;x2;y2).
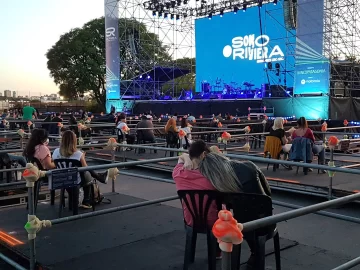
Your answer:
195;4;295;93
294;62;329;94
105;0;120;103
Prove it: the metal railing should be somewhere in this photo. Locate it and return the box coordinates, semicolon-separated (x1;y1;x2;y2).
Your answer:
2;144;360;269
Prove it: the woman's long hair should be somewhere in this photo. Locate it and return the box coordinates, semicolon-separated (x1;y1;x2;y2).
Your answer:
181;118;188;128
272;117;284;130
199;152;242;193
297;117;308;129
23;129;49;160
165;118;178;133
60;130;77;157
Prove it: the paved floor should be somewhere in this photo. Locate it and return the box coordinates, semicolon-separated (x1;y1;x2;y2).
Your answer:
86;148;360;196
1;175;360;270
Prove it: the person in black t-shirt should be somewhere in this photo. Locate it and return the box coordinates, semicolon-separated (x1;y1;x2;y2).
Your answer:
269;117;287;145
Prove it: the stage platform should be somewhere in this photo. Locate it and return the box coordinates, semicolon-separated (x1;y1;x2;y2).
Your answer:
0;178;358;270
133;99;264;116
85;148;360;198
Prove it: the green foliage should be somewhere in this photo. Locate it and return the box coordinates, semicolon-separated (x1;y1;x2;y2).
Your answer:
162;58;196;94
85;100;104;113
46;17;171;108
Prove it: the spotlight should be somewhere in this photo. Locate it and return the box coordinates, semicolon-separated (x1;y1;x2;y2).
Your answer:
243;4;247;11
208;12;212;19
234;6;239;14
176;14;180;20
164;12;168;18
147;75;151;79
152;10;156;16
140;75;143;79
171;13;174;19
220;9;224;17
273;0;278;4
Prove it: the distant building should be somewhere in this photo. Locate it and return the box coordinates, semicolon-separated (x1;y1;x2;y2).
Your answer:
4;90;11;97
12;91;16;98
0;93;3;97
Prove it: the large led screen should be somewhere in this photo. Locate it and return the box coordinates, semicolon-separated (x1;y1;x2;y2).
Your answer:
195;4;295;93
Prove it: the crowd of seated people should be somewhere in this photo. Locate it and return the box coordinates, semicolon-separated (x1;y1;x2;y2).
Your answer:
22;129;109;209
266;116;326;173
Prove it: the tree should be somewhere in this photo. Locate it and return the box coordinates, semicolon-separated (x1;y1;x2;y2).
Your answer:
162;57;196;95
46;17;171;108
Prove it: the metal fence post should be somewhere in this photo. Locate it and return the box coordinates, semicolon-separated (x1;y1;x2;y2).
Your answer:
328;149;334;200
111;149;116;193
222;251;231;270
27;185;36;270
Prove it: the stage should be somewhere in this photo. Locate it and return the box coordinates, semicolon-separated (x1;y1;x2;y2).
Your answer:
132;96;331;120
133;98;264;116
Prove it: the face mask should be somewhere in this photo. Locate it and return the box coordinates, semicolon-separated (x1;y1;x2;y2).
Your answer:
43;138;49;145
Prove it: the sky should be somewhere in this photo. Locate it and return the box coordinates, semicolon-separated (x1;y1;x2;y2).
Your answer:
0;0;104;96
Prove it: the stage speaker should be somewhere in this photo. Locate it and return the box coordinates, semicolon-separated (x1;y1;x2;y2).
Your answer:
284;0;297;30
270;85;286;97
333;81;345;97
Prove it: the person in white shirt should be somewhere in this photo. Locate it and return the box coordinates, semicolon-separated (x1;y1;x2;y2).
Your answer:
180;118;192;148
52;130;108;209
116;114;135;144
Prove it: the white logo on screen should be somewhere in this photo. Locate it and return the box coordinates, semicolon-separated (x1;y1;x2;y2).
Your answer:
223;34;285;63
301;79;306;85
106;27;116;39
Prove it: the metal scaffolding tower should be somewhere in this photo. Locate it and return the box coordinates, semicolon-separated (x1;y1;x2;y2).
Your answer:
323;0;360;96
117;0;195;100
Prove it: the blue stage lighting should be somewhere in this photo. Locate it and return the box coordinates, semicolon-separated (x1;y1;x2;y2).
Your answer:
208;13;212;19
147;75;151;79
140;75;143;79
220;9;224;17
243;4;247;11
234;6;239;14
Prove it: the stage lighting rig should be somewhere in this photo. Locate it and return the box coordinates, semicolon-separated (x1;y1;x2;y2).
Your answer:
143;0;278;19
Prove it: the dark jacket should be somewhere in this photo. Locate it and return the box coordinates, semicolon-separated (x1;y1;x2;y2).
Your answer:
231;161;271;197
289;137;313;162
136;119;155;141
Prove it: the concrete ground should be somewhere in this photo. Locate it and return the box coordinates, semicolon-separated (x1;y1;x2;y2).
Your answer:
1;172;360;270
